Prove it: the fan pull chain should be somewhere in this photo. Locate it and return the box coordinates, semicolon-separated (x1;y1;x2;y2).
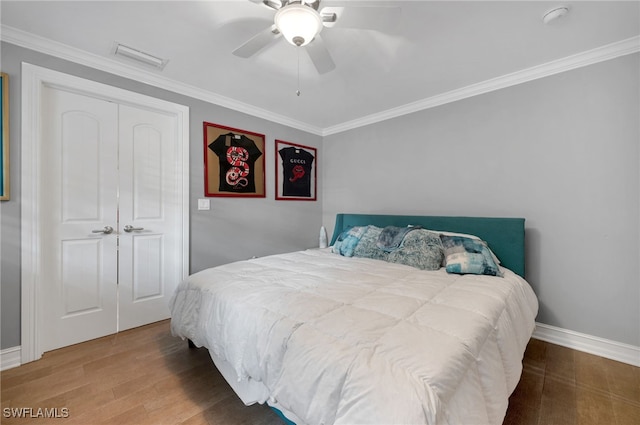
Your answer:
296;47;301;96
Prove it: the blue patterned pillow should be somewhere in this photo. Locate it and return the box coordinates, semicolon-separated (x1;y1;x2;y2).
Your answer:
440;235;503;277
386;229;444;270
352;226;389;261
332;226;367;257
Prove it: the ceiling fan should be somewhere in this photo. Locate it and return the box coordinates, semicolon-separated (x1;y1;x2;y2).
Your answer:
233;0;402;74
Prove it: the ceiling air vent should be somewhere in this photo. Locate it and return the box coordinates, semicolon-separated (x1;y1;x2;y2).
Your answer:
113;42;168;70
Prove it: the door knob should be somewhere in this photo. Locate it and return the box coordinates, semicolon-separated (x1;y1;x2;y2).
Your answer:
92;226;114;234
123;225;144;233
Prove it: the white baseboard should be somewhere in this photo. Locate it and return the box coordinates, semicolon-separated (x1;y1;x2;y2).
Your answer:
533;322;640;367
0;346;22;371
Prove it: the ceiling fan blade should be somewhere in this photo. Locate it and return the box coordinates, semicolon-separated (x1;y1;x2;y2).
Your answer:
248;0;282;10
322;6;402;32
305;35;336;75
232;25;281;58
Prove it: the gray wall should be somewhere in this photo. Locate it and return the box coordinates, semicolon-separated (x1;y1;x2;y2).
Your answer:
0;42;323;349
322;53;640;347
2;41;638;351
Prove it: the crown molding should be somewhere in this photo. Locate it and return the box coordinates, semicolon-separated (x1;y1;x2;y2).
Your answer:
2;25;638;137
0;25;324;136
322;35;640;136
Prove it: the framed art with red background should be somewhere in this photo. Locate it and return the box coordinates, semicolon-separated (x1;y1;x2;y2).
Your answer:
204;122;265;197
275;140;317;201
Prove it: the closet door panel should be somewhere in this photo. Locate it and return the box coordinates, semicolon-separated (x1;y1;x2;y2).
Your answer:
60;112;102;221
118;104;181;330
41;87;119;352
61;239;103;315
132;125;163;220
132;234;163;301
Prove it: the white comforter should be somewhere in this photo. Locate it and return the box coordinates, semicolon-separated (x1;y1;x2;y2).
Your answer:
170;248;538;425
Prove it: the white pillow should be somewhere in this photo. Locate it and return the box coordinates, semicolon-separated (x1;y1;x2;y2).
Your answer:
435;230;480;240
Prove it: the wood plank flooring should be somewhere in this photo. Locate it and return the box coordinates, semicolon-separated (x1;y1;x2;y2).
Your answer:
503;338;639;425
1;320;638;424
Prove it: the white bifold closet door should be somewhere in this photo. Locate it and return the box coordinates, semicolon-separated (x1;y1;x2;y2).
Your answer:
40;87;182;352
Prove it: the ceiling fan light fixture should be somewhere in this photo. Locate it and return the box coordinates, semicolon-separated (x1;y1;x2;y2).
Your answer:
274;3;323;47
542;6;569;24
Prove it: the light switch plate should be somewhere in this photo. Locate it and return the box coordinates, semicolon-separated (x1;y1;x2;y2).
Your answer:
197;198;210;210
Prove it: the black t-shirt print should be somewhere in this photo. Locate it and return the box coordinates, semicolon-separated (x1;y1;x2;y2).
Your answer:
209;133;262;193
279;146;314;197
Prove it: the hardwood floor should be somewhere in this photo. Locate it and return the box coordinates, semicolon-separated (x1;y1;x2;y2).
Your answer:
1;320;638;424
503;338;640;425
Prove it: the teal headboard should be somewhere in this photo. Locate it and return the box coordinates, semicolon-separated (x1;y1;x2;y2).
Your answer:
330;213;526;278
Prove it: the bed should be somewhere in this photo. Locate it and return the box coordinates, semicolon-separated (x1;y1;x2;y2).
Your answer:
169;213;538;425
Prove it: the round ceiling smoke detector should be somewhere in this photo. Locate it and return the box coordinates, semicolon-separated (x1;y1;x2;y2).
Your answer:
543;6;569;24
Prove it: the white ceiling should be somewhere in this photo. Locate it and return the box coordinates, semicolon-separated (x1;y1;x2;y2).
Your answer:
1;1;639;134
